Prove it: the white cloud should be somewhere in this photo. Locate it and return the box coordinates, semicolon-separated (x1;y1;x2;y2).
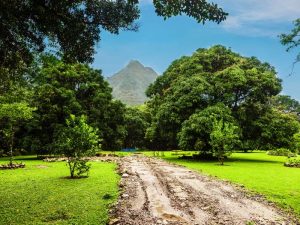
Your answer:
212;0;300;36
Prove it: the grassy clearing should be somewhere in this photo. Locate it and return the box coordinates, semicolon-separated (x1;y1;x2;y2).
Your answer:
0;156;119;225
146;151;300;217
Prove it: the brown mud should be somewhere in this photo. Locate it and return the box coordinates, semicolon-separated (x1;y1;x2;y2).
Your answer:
109;155;297;225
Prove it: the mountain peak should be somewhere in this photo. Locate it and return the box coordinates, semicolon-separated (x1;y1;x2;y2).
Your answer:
108;60;159;106
127;60;144;68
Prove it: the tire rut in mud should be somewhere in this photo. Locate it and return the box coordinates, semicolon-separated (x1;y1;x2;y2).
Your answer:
109;155;297;225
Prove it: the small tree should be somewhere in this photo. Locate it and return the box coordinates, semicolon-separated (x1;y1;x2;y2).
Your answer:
56;114;100;178
0;102;35;166
209;119;239;165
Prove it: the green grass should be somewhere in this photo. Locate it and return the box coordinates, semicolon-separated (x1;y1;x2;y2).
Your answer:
148;151;300;217
0;156;119;225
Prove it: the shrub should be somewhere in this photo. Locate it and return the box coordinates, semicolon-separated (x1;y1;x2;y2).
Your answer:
284;159;300;168
210;119;239;165
55;114;100;178
267;148;297;157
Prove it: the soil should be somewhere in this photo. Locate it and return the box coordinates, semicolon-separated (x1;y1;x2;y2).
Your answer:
109;155;298;225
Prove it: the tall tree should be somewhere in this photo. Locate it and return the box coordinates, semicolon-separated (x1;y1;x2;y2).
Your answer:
0;0;227;71
147;45;282;150
26;57;125;154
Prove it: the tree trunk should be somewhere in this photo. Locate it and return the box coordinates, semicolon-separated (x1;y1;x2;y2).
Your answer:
9;125;14;167
219;156;224;165
68;159;75;178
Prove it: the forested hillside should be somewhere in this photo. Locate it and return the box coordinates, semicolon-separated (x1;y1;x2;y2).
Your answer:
108;60;159;106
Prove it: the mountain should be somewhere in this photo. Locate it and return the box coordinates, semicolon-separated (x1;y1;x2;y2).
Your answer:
107;60;159;106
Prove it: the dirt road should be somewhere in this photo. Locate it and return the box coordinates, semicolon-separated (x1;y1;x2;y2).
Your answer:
109;155;296;225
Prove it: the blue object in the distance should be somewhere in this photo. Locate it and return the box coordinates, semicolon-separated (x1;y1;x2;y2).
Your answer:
122;148;136;152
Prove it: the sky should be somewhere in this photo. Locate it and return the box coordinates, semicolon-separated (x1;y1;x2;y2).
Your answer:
92;0;300;100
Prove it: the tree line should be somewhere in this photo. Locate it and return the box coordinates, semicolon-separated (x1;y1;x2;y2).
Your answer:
1;46;299;159
1;0;300;174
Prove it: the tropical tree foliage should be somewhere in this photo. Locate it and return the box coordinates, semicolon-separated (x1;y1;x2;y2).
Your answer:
255;109;300;150
0;0;226;71
25;56;125;154
123;107;149;149
146;45;297;152
55;115;100;178
178;103;237;152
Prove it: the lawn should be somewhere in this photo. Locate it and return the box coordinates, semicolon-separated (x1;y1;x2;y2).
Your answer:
149;151;300;217
0;156;119;225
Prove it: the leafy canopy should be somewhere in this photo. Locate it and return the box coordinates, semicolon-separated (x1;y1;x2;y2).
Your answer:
146;45;282;150
0;0;226;70
27;57;125;153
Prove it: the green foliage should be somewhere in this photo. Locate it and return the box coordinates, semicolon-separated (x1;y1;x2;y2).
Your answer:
0;0;226;71
210;119;239;165
153;0;227;24
123;107;149;148
0;102;34;121
255;109;300;150
147;45;282;151
27;58;125;153
267;148;297;157
0;0;140;69
55;115;100;178
0;102;35;165
272;95;300;120
178;103;237;152
284;158;300;168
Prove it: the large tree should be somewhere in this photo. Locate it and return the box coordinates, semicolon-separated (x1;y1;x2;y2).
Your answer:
0;0;227;70
146;45;283;150
25;56;126;154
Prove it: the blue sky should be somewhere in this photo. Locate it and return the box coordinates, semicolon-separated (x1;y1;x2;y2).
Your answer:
92;0;300;100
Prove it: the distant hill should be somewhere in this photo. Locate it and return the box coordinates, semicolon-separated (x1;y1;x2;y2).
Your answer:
107;60;159;106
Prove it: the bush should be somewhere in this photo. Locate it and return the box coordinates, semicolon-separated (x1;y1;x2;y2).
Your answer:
267;148;297;157
55;114;100;178
284;159;300;168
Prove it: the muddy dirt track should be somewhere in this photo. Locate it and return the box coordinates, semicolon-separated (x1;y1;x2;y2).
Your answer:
109;155;297;225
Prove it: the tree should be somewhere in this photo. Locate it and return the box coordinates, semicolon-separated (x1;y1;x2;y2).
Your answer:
0;102;35;166
123;107;149;148
255;109;300;150
26;57;125;154
55;115;100;178
147;45;282;150
210;119;239;165
178;104;238;153
0;0;226;71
